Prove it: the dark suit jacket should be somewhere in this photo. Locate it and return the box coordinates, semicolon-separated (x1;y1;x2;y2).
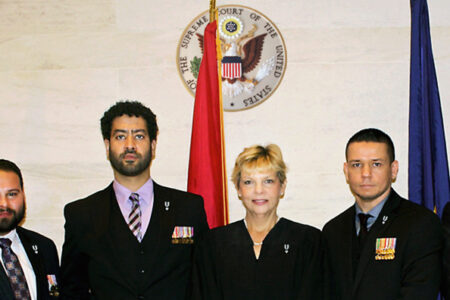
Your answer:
0;227;60;300
441;202;450;299
322;189;442;300
60;181;209;300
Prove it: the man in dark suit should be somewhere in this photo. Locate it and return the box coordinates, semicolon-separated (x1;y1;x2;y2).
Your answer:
60;101;209;300
323;128;442;300
0;159;59;300
441;203;450;299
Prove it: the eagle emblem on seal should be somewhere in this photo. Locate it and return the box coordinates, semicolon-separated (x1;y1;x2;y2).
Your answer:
196;16;275;98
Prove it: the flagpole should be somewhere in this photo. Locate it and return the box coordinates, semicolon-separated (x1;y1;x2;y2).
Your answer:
210;0;229;223
214;7;229;224
210;0;216;22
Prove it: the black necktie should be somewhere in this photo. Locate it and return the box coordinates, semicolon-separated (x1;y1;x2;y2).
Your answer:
0;238;31;300
358;213;371;246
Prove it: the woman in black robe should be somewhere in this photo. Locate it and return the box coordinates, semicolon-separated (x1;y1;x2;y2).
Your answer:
192;144;323;300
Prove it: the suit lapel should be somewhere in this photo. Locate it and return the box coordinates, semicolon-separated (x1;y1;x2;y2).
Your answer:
352;190;401;294
17;227;44;300
142;182;175;287
92;184;114;236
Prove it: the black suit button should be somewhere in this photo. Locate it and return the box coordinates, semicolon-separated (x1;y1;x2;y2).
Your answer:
140;269;145;274
138;296;144;300
140;250;144;255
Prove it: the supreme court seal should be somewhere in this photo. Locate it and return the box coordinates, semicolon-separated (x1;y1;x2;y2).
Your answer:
177;5;287;111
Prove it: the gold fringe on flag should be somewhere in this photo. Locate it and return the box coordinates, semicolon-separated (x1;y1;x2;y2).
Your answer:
214;8;229;224
210;0;216;22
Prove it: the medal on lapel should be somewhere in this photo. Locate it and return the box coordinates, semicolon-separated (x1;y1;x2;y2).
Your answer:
375;237;396;260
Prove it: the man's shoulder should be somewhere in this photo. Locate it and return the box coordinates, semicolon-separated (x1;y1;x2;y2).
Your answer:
154;182;202;198
323;205;354;234
394;194;440;224
64;184;113;212
154;182;203;203
17;226;57;249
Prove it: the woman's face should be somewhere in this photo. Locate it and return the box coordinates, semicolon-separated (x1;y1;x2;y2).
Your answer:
237;168;286;217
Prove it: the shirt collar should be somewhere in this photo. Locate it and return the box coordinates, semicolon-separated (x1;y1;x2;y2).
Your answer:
113;178;153;206
0;228;19;244
355;191;390;229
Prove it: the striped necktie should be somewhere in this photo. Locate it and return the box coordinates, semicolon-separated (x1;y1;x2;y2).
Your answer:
128;193;142;242
0;238;31;300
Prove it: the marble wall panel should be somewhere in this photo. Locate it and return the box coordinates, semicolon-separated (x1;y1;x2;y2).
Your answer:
0;69;118;163
285;27;410;63
0;32;174;71
0;1;115;36
115;0;411;29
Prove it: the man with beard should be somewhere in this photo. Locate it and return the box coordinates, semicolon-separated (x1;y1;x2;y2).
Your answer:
322;128;442;300
0;159;59;300
60;101;208;300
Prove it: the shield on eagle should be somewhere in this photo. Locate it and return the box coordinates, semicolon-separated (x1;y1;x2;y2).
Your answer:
221;56;242;79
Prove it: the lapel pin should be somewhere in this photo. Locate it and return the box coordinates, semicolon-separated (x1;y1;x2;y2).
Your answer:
382;216;388;225
32;245;38;254
284;244;289;254
164;201;170;211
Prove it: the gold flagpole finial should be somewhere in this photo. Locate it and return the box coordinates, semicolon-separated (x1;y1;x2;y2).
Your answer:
209;0;216;22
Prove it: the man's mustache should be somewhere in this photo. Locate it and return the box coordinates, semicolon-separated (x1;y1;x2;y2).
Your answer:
0;207;15;214
119;150;142;160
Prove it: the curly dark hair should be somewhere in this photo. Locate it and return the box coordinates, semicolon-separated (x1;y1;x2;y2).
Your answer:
0;159;24;189
100;100;158;141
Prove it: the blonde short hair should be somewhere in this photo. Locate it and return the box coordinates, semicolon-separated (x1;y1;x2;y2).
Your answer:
231;144;287;188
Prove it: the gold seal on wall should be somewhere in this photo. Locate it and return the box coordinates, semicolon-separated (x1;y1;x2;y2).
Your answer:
177;5;287;111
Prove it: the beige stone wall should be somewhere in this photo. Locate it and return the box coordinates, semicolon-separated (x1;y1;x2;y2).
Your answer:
0;0;449;253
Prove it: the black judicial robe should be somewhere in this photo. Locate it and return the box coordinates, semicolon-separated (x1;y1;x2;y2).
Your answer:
192;218;323;300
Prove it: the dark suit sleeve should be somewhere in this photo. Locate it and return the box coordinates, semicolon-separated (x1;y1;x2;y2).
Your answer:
187;194;210;300
295;228;324;300
60;204;90;300
196;196;209;236
190;233;221;300
322;222;341;300
399;211;443;299
442;203;450;300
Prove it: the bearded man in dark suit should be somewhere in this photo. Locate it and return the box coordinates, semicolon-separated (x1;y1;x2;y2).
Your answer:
60;101;208;300
0;159;59;300
323;128;442;300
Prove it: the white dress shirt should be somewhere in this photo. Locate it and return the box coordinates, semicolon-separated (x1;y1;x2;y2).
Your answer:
0;229;37;300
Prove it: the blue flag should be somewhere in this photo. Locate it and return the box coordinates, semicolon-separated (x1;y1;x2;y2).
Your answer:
409;0;450;218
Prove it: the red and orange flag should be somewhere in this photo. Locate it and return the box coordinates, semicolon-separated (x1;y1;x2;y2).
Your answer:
188;1;229;228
